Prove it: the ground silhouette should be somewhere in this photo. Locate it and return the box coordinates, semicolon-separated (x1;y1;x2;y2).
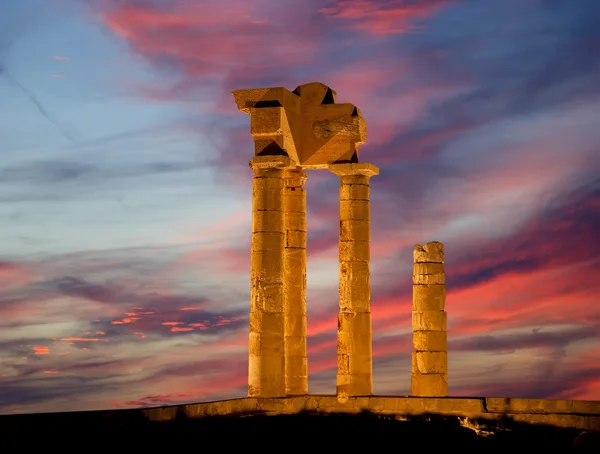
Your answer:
1;410;598;451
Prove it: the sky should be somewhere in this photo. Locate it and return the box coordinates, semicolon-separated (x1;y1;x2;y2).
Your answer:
0;0;599;415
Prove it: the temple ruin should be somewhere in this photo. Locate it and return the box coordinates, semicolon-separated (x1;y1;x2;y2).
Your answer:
1;83;598;435
232;82;447;399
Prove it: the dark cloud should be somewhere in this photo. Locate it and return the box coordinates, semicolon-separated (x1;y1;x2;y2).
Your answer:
450;325;599;354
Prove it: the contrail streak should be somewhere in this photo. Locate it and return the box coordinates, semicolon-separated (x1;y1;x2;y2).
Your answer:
0;65;74;143
0;16;74;144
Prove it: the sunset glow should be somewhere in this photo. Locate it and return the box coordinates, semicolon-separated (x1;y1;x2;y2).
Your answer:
0;0;598;414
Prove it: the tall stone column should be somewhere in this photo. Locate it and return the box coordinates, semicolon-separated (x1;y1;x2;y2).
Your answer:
248;156;290;398
283;167;308;395
330;163;379;398
411;241;448;396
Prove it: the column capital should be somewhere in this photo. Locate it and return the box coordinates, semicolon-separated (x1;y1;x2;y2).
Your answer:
249;155;291;170
283;166;307;187
329;162;379;177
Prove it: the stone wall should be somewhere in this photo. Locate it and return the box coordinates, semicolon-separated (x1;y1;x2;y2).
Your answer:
142;395;600;430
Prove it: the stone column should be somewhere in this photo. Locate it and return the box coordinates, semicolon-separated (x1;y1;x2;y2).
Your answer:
411;241;448;396
248;156;290;398
283;167;308;395
330;163;379;398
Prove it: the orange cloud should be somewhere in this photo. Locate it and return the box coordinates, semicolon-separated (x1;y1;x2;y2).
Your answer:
33;346;50;355
171;327;194;332
60;337;100;342
53;55;69;60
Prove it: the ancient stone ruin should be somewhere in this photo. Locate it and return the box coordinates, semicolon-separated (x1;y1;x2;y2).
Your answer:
232;82;447;399
2;82;597;436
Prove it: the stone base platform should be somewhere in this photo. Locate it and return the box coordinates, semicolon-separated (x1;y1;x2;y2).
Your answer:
143;395;600;430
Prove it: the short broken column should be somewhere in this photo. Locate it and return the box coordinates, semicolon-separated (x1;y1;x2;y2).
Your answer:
330;163;379;398
411;241;448;397
283;167;308;395
248;156;290;398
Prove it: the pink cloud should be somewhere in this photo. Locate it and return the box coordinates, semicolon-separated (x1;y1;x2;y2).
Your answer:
97;0;324;104
319;0;455;35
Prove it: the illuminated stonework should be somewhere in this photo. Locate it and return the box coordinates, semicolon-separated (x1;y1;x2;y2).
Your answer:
412;242;448;396
234;82;379;398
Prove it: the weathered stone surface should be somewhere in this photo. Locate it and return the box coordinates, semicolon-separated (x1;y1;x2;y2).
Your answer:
249;161;287;398
237;85;382;400
340;219;370;242
330;163;379;178
248;356;286;397
331;166;378;397
249;332;285;356
414;241;444;263
339;240;369;262
251;232;285;252
413;330;447;351
283;247;305;274
413;263;445;284
412;284;446;311
283;167;308;395
285;335;306;357
233;82;366;168
249;105;288;135
339;260;369;284
249;312;284;335
284;167;308;396
339;311;371;333
337;373;372;396
412;311;447;331
338;330;372;357
142;395;600;430
250;282;284;312
284;314;307;337
286;230;306;248
412;351;448;374
252;210;283;232
411;373;448;397
412;241;447;397
339;278;370;312
340;199;370;221
340;183;369;201
284;192;306;213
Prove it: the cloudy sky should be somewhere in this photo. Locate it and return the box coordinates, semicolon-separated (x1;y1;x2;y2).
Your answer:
1;0;599;415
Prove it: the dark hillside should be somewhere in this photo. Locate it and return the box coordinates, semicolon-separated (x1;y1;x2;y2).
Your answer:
1;410;598;451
